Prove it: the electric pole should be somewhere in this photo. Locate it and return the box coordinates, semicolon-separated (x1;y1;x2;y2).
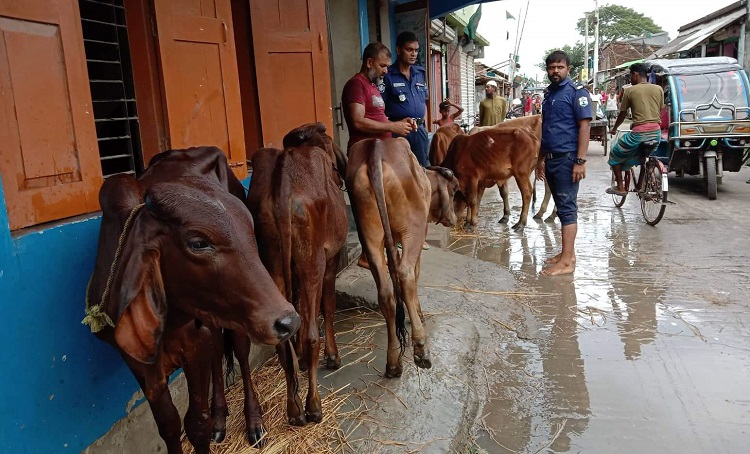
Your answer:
743;0;750;70
593;0;600;88
583;13;589;82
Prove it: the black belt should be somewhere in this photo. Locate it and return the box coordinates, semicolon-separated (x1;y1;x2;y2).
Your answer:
413;118;425;126
544;151;574;160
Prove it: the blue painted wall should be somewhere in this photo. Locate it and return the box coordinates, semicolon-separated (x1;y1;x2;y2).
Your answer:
0;175;143;453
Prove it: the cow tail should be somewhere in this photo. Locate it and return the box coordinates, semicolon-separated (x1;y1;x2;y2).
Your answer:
223;329;235;381
367;140;408;356
273;152;294;305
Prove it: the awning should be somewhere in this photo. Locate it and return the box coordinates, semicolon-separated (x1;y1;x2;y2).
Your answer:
654;9;744;57
429;0;504;19
611;58;644;71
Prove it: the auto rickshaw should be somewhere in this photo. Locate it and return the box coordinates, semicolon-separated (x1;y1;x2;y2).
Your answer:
647;57;750;199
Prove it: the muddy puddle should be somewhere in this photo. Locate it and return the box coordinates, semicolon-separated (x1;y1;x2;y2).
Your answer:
443;158;750;453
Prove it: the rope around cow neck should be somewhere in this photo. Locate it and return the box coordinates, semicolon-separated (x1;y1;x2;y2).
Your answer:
82;203;145;333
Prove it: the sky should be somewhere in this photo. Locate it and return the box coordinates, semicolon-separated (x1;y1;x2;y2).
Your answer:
475;0;739;82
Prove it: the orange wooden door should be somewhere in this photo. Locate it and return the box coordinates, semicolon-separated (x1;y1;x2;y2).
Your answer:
250;0;333;149
152;0;247;178
0;0;103;230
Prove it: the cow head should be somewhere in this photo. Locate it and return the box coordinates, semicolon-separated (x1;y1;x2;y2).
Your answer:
283;123;347;186
425;166;459;227
101;177;300;364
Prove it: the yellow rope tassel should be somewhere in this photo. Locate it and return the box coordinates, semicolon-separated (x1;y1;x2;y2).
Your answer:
82;203;144;333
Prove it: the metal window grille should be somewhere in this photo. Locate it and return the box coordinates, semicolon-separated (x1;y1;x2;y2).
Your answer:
78;0;143;178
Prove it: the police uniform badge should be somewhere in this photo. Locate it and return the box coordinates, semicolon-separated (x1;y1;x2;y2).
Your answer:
578;96;589;107
398;93;407;102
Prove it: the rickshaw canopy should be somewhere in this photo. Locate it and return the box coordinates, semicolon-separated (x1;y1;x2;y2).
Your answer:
646;57;743;76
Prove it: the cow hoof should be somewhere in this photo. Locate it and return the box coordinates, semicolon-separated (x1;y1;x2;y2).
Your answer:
511;222;525;231
384;365;403;378
544;216;556;223
532;213;542;220
305;410;323;424
211;429;226;443
246;425;267;448
463;225;474;233
325;354;341;369
414;353;432;369
498;216;509;224
288;414;307;426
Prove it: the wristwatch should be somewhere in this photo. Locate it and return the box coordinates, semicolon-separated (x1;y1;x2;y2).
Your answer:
574;157;587;165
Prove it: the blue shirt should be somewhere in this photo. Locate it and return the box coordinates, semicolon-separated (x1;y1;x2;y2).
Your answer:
381;64;428;120
541;77;592;152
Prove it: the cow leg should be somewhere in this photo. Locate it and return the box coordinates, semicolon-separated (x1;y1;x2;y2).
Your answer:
414;254;425;323
512;173;534;231
295;253;325;423
323;253;341;369
276;339;306;426
137;378;183;454
399;240;431;369
546;205;558;223
182;328;215;454
464;179;480;231
210;330;228;443
362;233;401;377
497;182;510;224
534;179;553;219
232;332;267;447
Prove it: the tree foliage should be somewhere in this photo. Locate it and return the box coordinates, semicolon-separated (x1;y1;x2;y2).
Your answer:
538;42;586;82
576;4;663;43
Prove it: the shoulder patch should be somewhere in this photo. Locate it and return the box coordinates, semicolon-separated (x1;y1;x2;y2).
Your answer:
377;82;385;93
573;82;585;90
578;96;589;107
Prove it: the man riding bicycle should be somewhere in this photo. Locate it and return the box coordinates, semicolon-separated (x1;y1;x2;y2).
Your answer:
607;63;664;196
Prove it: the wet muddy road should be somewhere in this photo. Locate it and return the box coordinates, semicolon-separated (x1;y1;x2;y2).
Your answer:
446;144;750;453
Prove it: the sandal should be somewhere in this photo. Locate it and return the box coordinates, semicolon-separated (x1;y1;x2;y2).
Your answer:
605;187;627;196
422;242;430;250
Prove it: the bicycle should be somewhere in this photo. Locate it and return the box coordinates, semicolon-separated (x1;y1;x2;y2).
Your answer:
458;113;479;134
610;140;669;226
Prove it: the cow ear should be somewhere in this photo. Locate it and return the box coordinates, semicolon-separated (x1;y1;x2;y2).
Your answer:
114;248;167;364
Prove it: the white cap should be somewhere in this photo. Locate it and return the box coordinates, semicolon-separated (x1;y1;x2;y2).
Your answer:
486;80;498;88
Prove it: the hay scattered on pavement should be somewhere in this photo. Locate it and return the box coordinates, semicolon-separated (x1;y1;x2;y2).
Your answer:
179;309;416;454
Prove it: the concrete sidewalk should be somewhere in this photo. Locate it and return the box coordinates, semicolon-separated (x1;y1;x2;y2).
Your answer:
322;227;533;453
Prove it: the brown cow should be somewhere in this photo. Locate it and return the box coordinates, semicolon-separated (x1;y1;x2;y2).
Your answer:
87;147;300;454
245;123;348;430
442;127;540;231
429;123;464;165
346;137;458;378
444;115;543;229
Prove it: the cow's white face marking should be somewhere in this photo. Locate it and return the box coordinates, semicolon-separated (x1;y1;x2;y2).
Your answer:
487;137;494;146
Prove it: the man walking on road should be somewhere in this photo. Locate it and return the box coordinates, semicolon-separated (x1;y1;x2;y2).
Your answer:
607;63;664;195
479;80;507;125
382;31;429;166
536;50;592;276
342;42;415;151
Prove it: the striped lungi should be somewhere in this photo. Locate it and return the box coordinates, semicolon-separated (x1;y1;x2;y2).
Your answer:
608;129;661;170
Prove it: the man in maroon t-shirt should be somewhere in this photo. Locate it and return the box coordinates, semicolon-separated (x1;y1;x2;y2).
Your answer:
342;42;414;150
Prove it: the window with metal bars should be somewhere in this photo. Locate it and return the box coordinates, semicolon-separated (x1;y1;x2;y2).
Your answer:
78;0;143;178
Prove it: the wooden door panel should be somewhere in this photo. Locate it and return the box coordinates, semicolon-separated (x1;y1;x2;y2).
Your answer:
0;0;102;230
251;0;332;149
153;0;247;178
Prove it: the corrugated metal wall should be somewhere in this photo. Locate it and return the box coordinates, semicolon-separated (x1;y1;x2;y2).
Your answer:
459;51;476;123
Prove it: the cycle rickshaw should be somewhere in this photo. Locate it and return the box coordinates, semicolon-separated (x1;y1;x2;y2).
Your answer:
648;57;750;200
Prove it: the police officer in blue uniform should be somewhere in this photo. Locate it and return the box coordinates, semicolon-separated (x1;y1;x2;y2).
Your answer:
537;50;592;276
381;31;429;167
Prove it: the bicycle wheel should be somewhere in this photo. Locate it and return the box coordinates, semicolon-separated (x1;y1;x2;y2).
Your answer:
641;160;667;225
611;170;630;207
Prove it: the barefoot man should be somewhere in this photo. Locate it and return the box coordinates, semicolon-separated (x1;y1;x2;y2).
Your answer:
536;50;592;275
